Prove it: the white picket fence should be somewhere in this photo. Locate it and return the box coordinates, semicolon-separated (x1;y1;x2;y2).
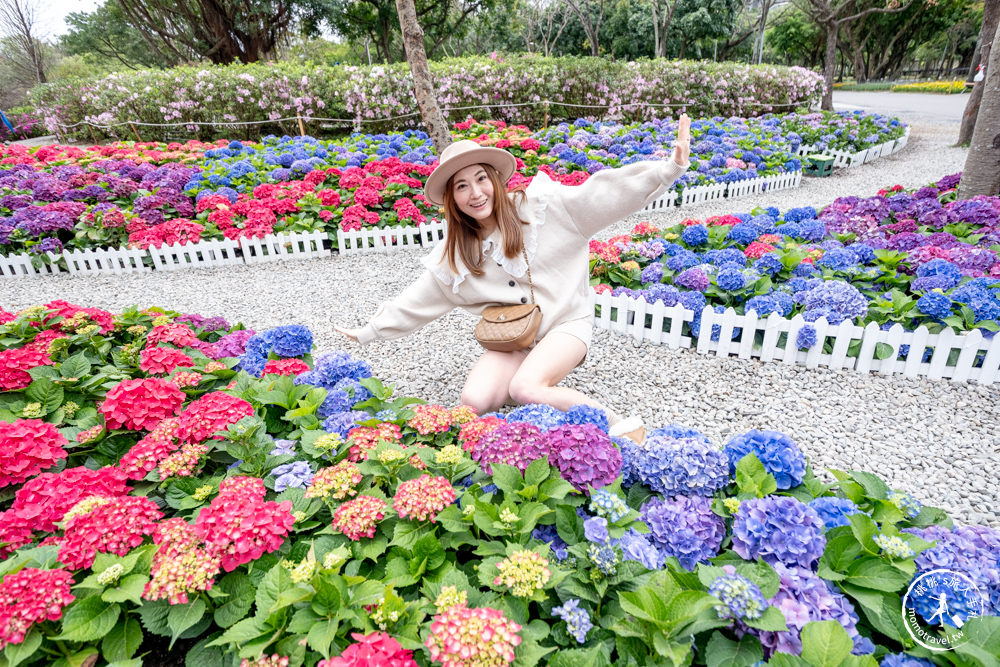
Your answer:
337;219;446;255
589;291;1000;385
796;127;910;169
642;171;803;212
0;230;333;279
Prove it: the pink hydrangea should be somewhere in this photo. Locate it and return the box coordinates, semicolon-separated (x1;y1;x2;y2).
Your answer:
472;422;548;474
100;377;186;431
306;461;363;500
144;518;221;604
0;419;68;488
193;488;294;572
319;631;417;667
425;604;522;667
0;568;75;650
544;424;622;492
332;495;385;541
261;358;310;376
176;391;255;444
58;495;162;569
393;476;455;523
140;345;195;375
5;466;130;535
118;417;181;480
347;423;402;461
406;404;453;435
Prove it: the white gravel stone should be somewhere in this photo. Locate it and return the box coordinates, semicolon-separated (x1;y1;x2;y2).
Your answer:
3;121;998;527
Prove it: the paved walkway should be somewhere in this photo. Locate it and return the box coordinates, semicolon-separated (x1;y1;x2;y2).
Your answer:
833;90;970;125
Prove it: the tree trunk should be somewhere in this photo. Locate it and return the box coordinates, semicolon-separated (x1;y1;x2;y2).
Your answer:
958;0;1000;146
958;19;1000;198
395;0;451;153
822;22;838;110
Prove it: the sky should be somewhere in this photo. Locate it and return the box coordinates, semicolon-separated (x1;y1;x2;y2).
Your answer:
34;0;102;38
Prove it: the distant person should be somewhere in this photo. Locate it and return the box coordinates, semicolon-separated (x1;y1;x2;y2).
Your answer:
336;116;692;443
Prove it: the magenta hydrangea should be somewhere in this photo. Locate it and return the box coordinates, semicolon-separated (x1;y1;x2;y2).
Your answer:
543;424;621;492
472;422;549;475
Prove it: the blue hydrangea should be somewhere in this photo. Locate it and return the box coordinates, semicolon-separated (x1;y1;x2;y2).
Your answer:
507;403;567;431
317;389;355;418
532;524;569;561
879;654;936;667
798;280;869;323
723;429;807;489
321;410;369;438
619;528;664;570
682;224;709;246
666;250;700;272
716;267;747;291
916;291;953;320
640;262;664;285
770;291;795;316
268;439;296;457
849;243;876;264
727;224;759;245
709;572;768;620
267;325;314;357
642;283;681;306
748;214;777;234
566;404;609;432
646;423;709;443
632;436;730;496
704;248;747;267
584;516;610;544
903;569;985;628
950;283;1000;322
904;523;1000;616
589;489;629;522
911;275;956;292
753;253;783;276
295;351;372;390
817;247;859;271
917;258;963;286
809;497;863;530
587;543;620;574
615;435;641;488
375;408;398;422
552;599;593;643
732;496;826;568
271;461;313;492
641;495;725;571
796;325;818;350
887;490;922;519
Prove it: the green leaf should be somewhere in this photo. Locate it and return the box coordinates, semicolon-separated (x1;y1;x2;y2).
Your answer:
524;457;550;488
954;615;1000;662
136;599;171;637
845;558;912;592
390;520;424;550
55;597;121;642
847;513;879;552
214;573;256;628
3;628;42;667
849;471;890;501
306;619;340;658
800;620;853;667
167;598;206;647
491;463;523;496
101;617;143;661
59;353;92;379
704;631;764;667
185;635;227;667
839;583;907;642
735;560;781;599
209;616;267;647
735;453;778;498
102;574;148;605
25;376;64;415
255;564;291;615
874;342;895;360
767;655;811;667
555;504;584;545
743;605;788;632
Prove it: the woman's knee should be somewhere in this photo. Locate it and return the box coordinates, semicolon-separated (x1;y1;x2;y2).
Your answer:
507;375;546;406
460;382;504;415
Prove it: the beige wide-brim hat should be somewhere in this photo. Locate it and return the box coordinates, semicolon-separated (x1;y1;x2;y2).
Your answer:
423;139;517;207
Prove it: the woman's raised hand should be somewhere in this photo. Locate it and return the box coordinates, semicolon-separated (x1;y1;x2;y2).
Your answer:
672;113;691;166
334;325;362;344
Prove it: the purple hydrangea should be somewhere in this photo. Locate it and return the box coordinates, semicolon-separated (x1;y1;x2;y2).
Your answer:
271;461;313;491
545;424;622;491
641;495;725;571
723;430;806;489
879;655;935;667
731;496;826;569
808;497;863;530
294;351;372;390
552;599;593;643
321;410;369;438
755;563;868;657
473;421;548;474
641;262;664;285
647;423;710;442
583;516;610;544
798;280;869;323
904;523;1000;616
210;329;256;359
531;524;569;561
631;436;730;496
269;439;296;457
642;283;680;306
619;528;664;570
507;403;568;431
615;435;641;488
796;325;818;350
674;267;711;291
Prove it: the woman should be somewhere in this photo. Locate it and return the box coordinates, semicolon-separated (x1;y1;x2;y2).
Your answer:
336;115;691;442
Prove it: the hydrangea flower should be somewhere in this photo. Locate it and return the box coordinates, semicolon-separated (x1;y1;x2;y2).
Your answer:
472;421;548;474
709;570;768;621
271;461;314;492
393;476;455;523
916;291;953;320
904;523;1000;616
458;415;504;453
194;482;294;571
631;436;730;496
808;497;862;530
306;461;362;500
887;490;922;519
176;391;255;444
318;631;416;667
879;655;935;667
723;430;806;489
99;377;186;431
641;495;725;570
619;528;664;570
58;495;163;569
425;604;521;667
731;496;826;569
406;404;453;434
0;567;75;650
0;419;67;488
493;549;551;597
873;533;915;559
589;489;629;522
332;495;385;541
323;410;370;438
796;325;818;350
552;598;593;643
587;543;620;574
506;403;567;431
565;404;609;432
531;524;569;561
544;424;621;492
143;518;221;605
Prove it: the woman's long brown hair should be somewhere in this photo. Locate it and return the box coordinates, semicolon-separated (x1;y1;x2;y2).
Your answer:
440;164;527;277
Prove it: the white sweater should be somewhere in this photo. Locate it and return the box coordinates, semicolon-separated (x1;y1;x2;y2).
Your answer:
356;158;688;346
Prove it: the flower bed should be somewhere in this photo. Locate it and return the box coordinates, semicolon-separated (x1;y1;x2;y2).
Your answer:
28;56;825;142
587;173;1000;381
1;110;907;269
0;301;997;666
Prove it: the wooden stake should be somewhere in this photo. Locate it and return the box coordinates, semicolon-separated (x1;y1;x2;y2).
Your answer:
297;116;306;137
543;100;550;129
87;124;98;145
129;122;143;143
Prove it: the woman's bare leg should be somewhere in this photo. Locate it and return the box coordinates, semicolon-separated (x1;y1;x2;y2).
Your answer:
506;333;622;424
460;348;529;415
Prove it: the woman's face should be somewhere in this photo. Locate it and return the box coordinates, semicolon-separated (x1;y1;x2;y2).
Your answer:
451;164;495;224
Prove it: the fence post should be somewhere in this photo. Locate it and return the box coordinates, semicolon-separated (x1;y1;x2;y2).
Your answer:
128;123;143;143
543;100;550;129
297;116;306;137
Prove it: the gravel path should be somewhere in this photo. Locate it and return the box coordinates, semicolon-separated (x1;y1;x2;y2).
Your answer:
4;119;998;528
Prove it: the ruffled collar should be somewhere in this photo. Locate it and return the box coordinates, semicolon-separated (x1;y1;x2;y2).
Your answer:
420;174;552;293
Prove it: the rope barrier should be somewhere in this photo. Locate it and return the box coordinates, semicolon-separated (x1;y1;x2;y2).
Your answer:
49;96;811;134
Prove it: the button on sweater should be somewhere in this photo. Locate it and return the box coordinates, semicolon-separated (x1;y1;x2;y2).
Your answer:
355;158;688;346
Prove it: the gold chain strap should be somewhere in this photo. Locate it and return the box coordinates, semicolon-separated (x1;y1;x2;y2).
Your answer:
521;247;535;304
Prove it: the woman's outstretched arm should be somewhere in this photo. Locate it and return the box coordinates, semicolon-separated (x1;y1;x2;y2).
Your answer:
339;269;460;345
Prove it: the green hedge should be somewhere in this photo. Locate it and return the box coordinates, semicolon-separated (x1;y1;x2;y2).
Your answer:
28;55;825;142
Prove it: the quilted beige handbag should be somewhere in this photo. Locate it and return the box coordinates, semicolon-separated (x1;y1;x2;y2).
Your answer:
473;248;542;352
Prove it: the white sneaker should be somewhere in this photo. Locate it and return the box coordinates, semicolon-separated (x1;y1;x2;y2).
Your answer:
609;415;646;444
